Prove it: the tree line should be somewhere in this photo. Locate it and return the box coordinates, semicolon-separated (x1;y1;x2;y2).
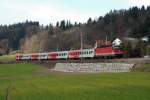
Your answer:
0;6;150;57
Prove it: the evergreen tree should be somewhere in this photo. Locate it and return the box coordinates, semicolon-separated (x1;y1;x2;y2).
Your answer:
48;23;53;35
56;21;59;27
60;20;66;30
74;22;77;27
87;17;92;25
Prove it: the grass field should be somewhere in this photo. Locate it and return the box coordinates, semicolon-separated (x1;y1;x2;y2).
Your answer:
133;64;150;72
0;54;16;61
0;63;150;100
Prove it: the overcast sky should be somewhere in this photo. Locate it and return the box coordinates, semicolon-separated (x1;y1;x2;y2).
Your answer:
0;0;150;25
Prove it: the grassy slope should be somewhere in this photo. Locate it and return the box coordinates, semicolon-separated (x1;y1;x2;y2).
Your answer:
0;63;40;78
0;63;150;100
133;64;150;72
0;54;16;61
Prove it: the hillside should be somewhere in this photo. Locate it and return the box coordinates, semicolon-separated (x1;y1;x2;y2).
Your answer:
0;6;150;55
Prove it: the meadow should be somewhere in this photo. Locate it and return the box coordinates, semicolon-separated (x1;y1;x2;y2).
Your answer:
0;63;150;100
0;54;16;61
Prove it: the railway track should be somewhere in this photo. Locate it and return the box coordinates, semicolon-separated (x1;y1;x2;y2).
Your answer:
1;58;150;65
21;57;150;64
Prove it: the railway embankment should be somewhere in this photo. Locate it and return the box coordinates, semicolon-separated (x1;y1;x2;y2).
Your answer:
53;63;134;73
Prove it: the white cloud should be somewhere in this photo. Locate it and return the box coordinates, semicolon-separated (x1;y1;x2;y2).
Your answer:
128;0;150;7
0;0;102;25
29;5;100;25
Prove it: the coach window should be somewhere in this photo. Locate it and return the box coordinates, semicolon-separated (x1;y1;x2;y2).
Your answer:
90;51;92;54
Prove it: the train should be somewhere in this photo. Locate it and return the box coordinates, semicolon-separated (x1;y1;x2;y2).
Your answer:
16;38;125;60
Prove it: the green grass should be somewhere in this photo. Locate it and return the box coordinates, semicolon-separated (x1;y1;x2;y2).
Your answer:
0;63;40;78
0;63;150;100
133;64;150;72
0;54;16;61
